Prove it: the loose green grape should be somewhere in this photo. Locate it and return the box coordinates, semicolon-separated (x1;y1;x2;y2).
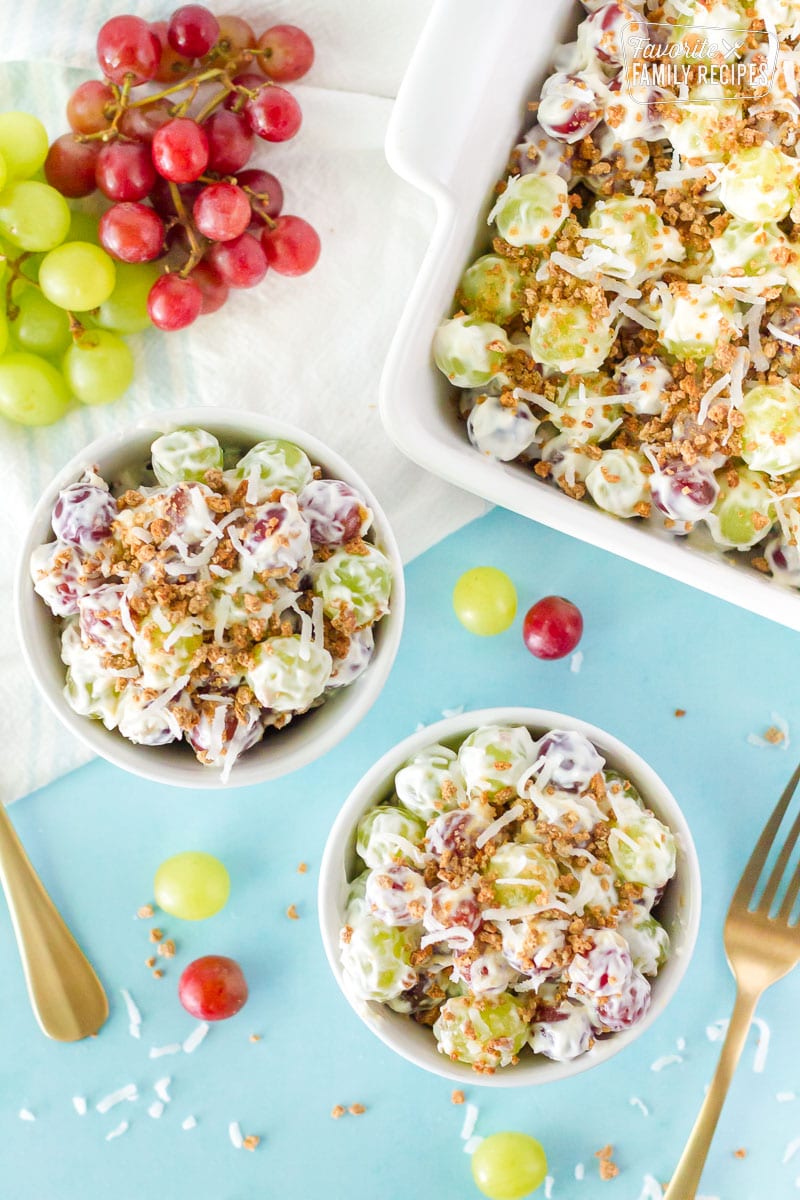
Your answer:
655;284;741;360
63;330;134;406
530;299;615;374
154;852;230;921
0;181;71;252
433;993;529;1069
0;352;70;425
246;636;332;712
487;843;559;908
587;196;684;282
433;314;510;388
11;286;71;356
235;438;313;495
457;254;523;323
39;241;116;312
707;463;775;548
96;261;160;333
152;428;224;484
609;814;677;889
487;172;569;248
471;1133;548;1200
585;448;651;518
66;210;101;246
0;112;49;178
355;805;426;869
315;544;392;627
453;567;516;636
740;382;800;475
719;143;798;222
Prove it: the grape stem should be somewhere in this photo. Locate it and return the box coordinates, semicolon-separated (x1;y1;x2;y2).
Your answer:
0;251;37;321
193;83;234;125
167;182;206;276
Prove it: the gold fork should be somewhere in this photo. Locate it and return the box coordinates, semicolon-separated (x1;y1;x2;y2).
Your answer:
664;762;800;1199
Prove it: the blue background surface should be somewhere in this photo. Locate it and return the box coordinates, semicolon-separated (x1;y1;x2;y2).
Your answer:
2;507;800;1200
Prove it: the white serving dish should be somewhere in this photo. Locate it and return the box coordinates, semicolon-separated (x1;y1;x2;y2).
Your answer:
318;707;701;1088
15;407;405;790
379;0;799;631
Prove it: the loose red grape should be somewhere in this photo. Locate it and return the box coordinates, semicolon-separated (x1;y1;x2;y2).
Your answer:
150;19;194;82
168;5;220;57
216;14;255;56
256;24;315;82
99;202;164;263
244;85;302;142
261;215;320;276
147;273;203;330
67;80;114;134
193;182;251;242
97;15;161;86
203;109;253;174
95;140;156;201
151;117;209;182
178;955;248;1021
206;233;267;288
189;259;229;314
522;596;583;660
118;98;173;142
44;135;100;198
237;167;283;221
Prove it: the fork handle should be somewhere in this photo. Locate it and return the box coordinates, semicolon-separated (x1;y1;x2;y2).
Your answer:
663;988;761;1200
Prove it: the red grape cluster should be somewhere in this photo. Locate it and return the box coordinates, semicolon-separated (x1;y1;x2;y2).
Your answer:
45;5;320;332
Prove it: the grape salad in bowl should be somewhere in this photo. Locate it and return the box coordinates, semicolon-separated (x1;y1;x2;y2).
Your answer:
319;708;699;1086
16;408;404;787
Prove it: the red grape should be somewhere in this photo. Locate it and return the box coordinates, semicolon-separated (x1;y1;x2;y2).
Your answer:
522;596;583;660
216;14;255;55
150;19;194;83
99;202;164;263
96;14;161;86
189;259;229;314
168;5;220;58
178;955;248;1021
244;85;302;142
256;24;314;82
95;140;156;201
147;273;203;330
67;80;114;134
118;98;173;142
203;109;253;174
151;117;209;182
44;135;100;198
237;168;283;221
261;216;320;276
193;182;251;241
150;175;202;218
52;484;117;549
206;233;267;288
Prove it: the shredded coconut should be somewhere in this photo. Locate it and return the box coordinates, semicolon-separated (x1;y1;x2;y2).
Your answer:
574;1163;585;1181
460;1103;479;1141
105;1120;129;1141
96;1084;138;1114
72;1097;87;1116
120;988;142;1038
18;1109;35;1121
476;804;523;849
149;1043;182;1059
570;651;583;674
229;1121;244;1149
154;1077;171;1103
148;1101;164;1119
182;1115;197;1130
630;1096;650;1116
183;1022;210;1054
650;1054;683;1072
463;1135;484;1155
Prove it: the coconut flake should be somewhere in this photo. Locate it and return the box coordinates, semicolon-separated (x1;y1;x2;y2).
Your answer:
182;1115;197;1130
421;926;475;951
636;1178;664;1200
209;565;231;578
768;321;800;348
119;593;137;638
382;833;428;867
148;1101;164;1119
575;1164;585;1181
650;1054;683;1071
544;1178;554;1200
753;1016;771;1072
706;1019;728;1042
217;508;244;533
144;674;191;716
72;1097;87;1116
19;1109;35;1121
206;702;228;765
149;1043;182;1059
771;712;791;749
154;1077;171;1103
481;900;572;921
105;1121;129;1141
229;1121;244;1149
213;594;233;645
747;301;769;371
245;465;261;505
475;804;524;849
120;988;142;1038
183;1022;210;1054
697;372;731;426
570;651;583;674
630;1096;650;1116
463;1135;484;1155
460;1102;479;1140
784;1137;800;1165
150;605;172;634
96;1084;138;1114
220;717;256;784
618;302;658;331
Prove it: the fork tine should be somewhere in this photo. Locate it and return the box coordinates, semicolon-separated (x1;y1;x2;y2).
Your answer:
777;856;800;924
731;761;800;912
758;804;800;914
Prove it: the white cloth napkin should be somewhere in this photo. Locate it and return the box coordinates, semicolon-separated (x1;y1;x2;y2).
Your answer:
0;0;488;802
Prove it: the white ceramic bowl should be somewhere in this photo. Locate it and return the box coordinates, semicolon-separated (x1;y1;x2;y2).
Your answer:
380;0;799;631
15;407;405;789
318;706;701;1087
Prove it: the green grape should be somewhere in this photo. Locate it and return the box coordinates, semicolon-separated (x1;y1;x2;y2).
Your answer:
529;299;615;374
66;210;101;246
39;241;116;312
708;463;775;548
587;196;684;282
154;851;230;920
0;309;8;357
96;261;160;333
315;544;393;627
618;912;670;975
355;805;426;869
246;636;332;711
134;622;203;689
452;567;516;636
719;144;798;223
458;724;536;797
18;253;44;283
433;993;529;1069
609;814;677;889
339;911;418;1002
0;352;70;425
486;843;559;908
433;314;510;388
0;181;71;251
457;254;523;323
63;330;134;406
152;428;224;484
0;112;49;178
234;439;313;494
487;172;569;248
471;1133;548;1200
0;150;6;193
12;287;71;356
740;383;800;475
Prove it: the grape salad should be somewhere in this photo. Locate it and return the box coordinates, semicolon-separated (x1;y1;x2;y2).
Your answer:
339;724;677;1074
30;428;393;778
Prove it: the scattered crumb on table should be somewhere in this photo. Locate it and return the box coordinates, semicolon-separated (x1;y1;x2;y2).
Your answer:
331;1105;345;1119
764;727;784;745
149;927;163;943
249;1034;262;1043
286;904;299;920
734;1147;747;1159
349;1104;365;1115
137;904;154;919
145;956;156;968
297;862;308;874
152;969;163;980
451;1090;465;1105
157;939;176;958
674;709;686;718
243;1134;260;1151
595;1145;620;1180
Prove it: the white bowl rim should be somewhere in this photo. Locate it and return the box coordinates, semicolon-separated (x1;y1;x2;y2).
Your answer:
318;705;702;1088
15;406;406;789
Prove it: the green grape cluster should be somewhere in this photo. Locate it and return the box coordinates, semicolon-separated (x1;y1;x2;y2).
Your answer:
0;111;147;426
